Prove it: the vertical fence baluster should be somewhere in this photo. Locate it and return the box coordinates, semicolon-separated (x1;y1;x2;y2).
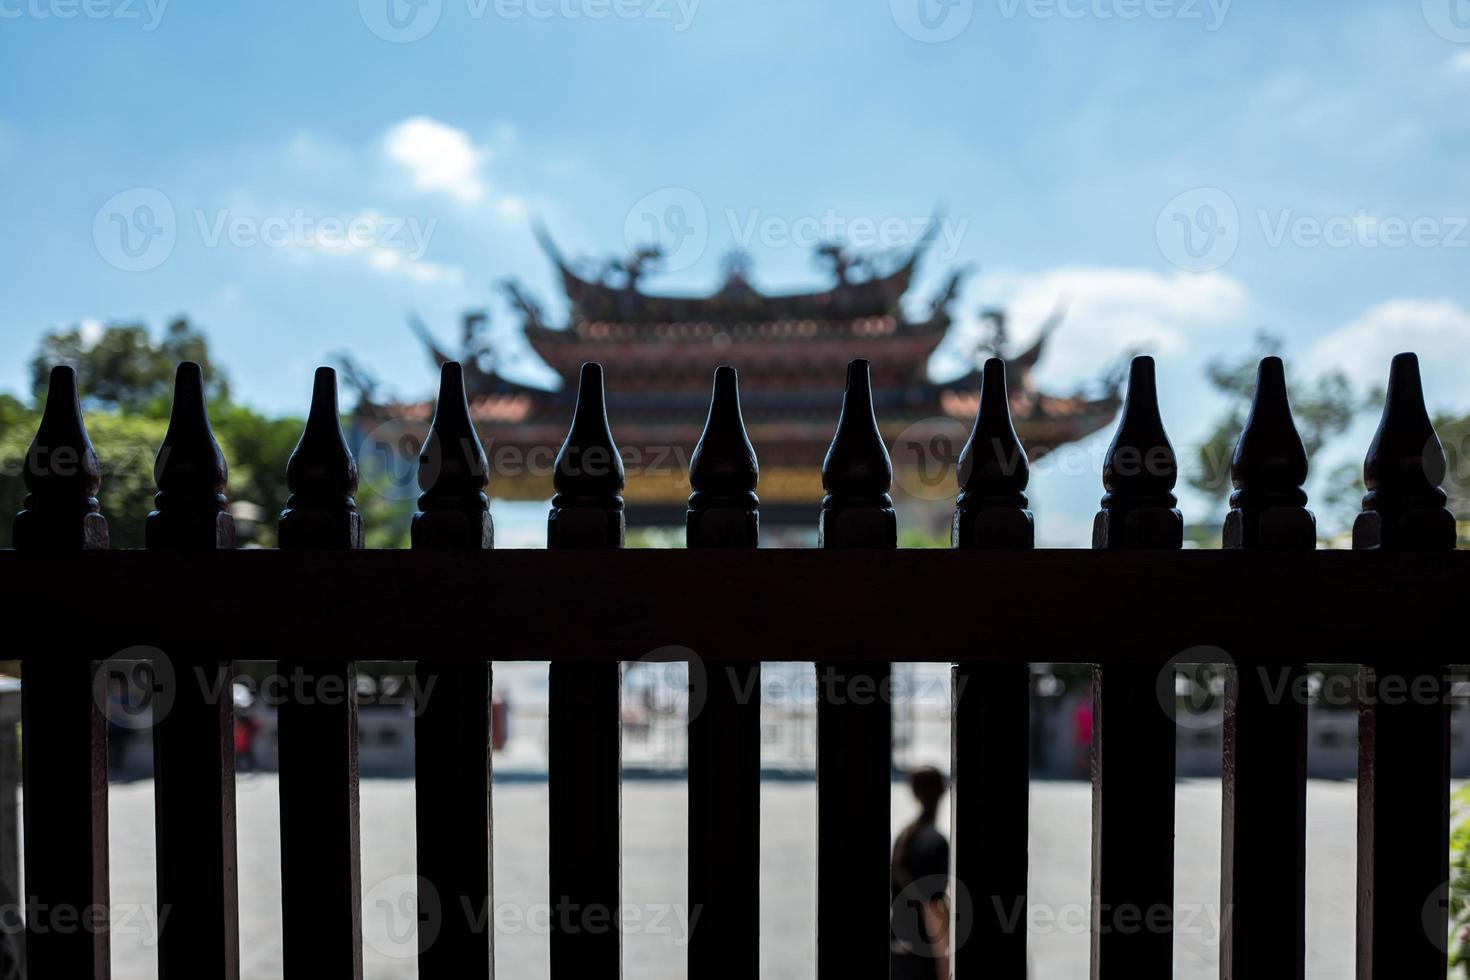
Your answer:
1351;352;1456;975
548;362;624;979
816;359;894;980
15;365;110;978
686;366;761;979
277;367;365;979
146;361;240;980
1089;355;1181;978
411;362;494;979
1219;356;1313;978
950;357;1031;976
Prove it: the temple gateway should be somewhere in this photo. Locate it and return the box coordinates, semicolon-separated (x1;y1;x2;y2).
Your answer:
349;228;1122;528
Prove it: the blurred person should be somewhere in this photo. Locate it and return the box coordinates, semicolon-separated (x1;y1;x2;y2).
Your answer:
233;684;261;773
1072;681;1094;779
891;765;950;980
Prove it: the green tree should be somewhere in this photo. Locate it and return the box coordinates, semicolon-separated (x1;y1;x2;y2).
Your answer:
3;321;304;548
31;318;229;413
1189;334;1367;505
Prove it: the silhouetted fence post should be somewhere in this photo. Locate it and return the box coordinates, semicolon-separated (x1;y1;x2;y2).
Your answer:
411;362;494;980
1219;356;1313;979
950;357;1031;976
14;365;109;979
686;366;761;980
276;367;365;980
1089;355;1181;978
0;678;18;978
1351;352;1456;977
547;363;624;979
816;358;894;980
146;361;241;980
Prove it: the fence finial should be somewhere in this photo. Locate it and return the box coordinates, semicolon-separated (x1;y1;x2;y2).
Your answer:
1224;356;1314;548
688;366;759;548
1353;352;1455;549
1093;354;1182;548
820;359;895;548
412;361;492;549
549;362;624;548
147;361;235;549
280;366;364;549
953;357;1032;548
12;364;109;549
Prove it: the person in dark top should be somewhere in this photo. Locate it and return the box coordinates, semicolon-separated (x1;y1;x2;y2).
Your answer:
891;765;950;980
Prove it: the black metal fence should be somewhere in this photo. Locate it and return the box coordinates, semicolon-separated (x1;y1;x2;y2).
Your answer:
2;350;1463;978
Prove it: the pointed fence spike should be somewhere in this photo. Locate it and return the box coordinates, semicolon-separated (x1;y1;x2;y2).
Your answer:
687;365;759;548
819;359;895;548
816;358;894;977
1353;352;1455;549
1089;356;1182;975
13;364;109;550
13;363;111;978
146;361;235;550
411;361;492;549
1092;355;1182;549
146;359;239;977
953;357;1032;548
686;365;760;976
546;363;623;975
1218;355;1313;976
280;366;364;549
548;362;624;548
1223;356;1314;549
1352;353;1455;974
949;355;1032;973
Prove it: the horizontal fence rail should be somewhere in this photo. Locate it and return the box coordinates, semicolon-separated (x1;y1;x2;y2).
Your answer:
5;350;1464;978
0;549;1464;662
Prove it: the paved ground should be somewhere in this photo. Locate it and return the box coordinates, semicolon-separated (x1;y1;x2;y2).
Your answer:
72;776;1362;979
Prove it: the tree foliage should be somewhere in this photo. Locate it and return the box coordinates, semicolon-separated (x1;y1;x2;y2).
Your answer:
31;318;230;414
2;321;302;548
1188;333;1372;512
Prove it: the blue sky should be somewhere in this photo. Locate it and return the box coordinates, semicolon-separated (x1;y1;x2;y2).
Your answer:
3;0;1470;542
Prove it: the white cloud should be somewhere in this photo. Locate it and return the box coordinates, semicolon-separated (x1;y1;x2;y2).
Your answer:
382;117;487;204
1308;298;1470;409
1450;50;1470;76
960;267;1247;384
364;248;463;285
